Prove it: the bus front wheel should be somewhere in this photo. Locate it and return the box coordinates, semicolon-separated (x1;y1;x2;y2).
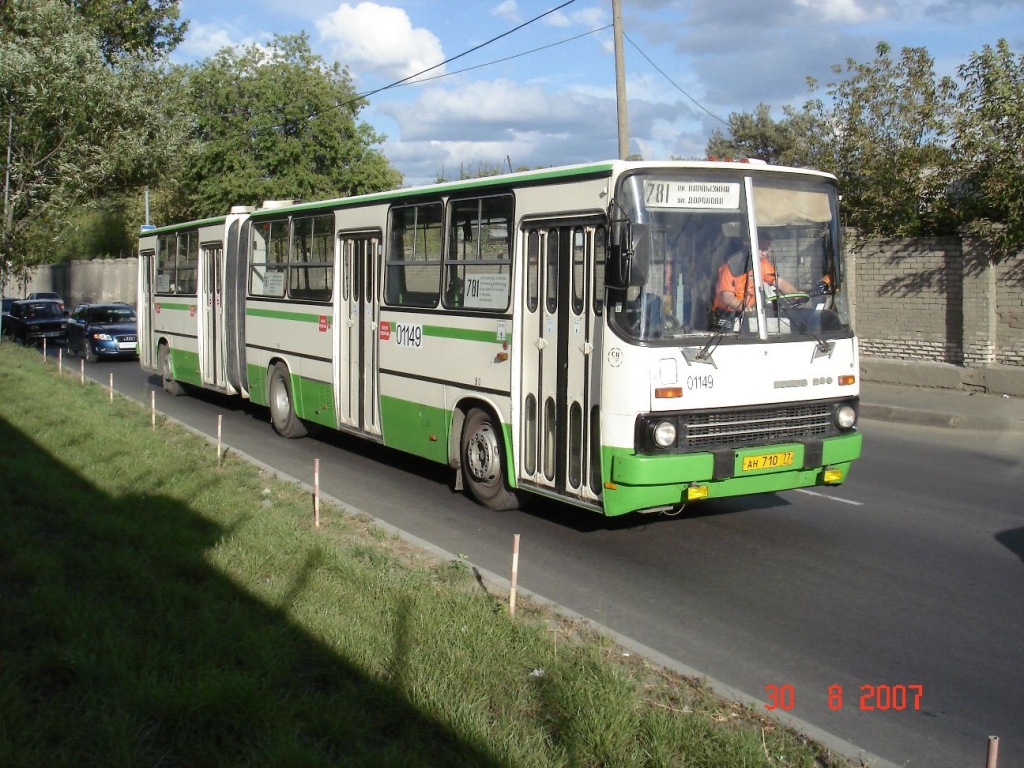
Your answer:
268;362;307;439
460;408;523;511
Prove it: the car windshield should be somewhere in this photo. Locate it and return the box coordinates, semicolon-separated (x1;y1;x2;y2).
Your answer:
92;308;136;324
607;169;852;344
26;303;62;318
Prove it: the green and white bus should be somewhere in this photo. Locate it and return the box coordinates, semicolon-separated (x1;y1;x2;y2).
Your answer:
138;159;861;516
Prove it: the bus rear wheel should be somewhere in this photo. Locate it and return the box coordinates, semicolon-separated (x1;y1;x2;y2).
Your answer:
268;362;307;439
460;408;523;511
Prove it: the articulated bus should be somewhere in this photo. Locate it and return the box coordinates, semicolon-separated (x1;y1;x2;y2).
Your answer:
138;160;861;516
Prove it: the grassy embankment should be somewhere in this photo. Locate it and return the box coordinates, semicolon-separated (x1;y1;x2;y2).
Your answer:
0;342;855;767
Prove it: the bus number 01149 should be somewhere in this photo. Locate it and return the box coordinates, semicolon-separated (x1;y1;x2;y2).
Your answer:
394;324;423;348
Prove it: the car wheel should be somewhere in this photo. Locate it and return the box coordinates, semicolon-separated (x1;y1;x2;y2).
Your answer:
268;362;307;438
84;341;97;364
159;343;184;396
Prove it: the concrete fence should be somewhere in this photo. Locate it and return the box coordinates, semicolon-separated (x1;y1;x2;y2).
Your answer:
16;234;1024;396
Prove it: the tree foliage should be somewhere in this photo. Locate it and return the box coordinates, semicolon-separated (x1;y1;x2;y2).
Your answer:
706;103;825;168
950;39;1024;260
67;0;187;61
708;40;1024;258
806;42;958;237
0;0;181;282
171;33;402;221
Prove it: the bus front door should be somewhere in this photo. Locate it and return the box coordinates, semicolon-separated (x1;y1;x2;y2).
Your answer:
520;221;602;505
337;232;381;437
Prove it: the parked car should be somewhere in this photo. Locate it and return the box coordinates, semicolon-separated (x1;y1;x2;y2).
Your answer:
65;302;139;362
4;299;68;345
1;297;16;338
27;291;65;313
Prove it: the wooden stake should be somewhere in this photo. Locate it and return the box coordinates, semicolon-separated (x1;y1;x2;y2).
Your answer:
314;458;321;527
151;390;156;430
509;533;520;618
80;359;84;384
987;736;999;768
58;348;62;373
217;414;223;465
109;372;114;403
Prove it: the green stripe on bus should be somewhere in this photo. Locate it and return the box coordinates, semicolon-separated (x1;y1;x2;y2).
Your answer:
422;325;510;344
158;302;194;311
246;307;328;324
168;347;201;387
379;395;450;464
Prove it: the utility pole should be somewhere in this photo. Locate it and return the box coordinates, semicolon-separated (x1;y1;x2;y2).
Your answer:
612;0;629;159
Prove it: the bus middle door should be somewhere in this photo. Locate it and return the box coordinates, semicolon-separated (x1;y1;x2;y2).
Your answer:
337;232;382;437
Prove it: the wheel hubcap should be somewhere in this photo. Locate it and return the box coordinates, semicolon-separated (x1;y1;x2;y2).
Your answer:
466;424;500;486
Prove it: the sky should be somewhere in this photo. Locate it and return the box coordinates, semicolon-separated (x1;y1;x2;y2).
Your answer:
172;0;1024;188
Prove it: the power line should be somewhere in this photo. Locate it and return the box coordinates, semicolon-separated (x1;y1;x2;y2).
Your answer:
623;31;728;127
353;0;579;103
378;24;612;90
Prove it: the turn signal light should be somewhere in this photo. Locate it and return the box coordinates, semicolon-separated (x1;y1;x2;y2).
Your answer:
839;375;856;386
655;387;683;399
687;484;709;501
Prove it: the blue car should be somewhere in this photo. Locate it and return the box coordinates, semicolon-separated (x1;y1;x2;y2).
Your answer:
66;302;139;362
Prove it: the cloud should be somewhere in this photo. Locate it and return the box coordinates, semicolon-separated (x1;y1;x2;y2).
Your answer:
316;2;446;81
492;1;520;22
175;22;260;60
372;75;700;186
792;0;888;24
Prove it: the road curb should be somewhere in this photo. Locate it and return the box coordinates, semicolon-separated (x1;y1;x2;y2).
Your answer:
859;403;1021;432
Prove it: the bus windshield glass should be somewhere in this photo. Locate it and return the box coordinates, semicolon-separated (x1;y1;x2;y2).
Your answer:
608;169;852;344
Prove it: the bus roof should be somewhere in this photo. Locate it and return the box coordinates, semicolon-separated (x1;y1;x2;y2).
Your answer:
139;158;837;234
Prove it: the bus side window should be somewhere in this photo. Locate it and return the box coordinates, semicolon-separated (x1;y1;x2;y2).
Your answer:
385;202;442;307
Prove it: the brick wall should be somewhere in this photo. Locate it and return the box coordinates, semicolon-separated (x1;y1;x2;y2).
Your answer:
850;232;1022;373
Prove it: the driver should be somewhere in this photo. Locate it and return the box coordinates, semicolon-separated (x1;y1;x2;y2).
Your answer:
711;229;798;314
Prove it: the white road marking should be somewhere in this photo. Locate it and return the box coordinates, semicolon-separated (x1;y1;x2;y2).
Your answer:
794;488;864;506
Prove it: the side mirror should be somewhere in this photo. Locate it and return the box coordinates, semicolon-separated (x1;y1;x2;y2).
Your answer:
605;217;633;289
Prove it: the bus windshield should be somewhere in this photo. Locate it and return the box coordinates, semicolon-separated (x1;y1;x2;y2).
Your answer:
607;169;852;344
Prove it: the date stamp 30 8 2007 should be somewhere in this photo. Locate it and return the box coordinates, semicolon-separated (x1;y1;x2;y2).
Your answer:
764;683;924;712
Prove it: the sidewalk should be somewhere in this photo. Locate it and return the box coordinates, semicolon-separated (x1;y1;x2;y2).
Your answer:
860;382;1024;433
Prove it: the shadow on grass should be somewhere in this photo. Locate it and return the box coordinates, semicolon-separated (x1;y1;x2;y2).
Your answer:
0;416;505;767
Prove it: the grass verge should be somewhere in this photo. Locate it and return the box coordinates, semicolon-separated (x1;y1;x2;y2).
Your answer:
0;343;856;767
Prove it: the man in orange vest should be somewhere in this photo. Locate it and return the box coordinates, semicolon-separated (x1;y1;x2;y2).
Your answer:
711;229;798;314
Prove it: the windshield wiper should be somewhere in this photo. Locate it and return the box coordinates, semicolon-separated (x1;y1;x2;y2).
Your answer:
768;289;833;358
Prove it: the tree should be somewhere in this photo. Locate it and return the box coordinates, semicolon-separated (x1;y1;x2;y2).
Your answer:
66;0;187;61
0;0;181;283
706;103;826;168
950;39;1024;260
805;42;958;236
172;33;402;220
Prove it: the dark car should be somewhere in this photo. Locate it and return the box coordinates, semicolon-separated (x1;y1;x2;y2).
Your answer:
4;299;68;345
27;291;65;314
66;302;139;361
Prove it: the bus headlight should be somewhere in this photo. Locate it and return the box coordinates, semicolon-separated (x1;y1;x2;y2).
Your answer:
653;421;677;447
834;403;857;430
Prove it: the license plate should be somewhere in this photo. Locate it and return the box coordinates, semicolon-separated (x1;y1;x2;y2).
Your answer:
741;451;795;471
118;342;136;350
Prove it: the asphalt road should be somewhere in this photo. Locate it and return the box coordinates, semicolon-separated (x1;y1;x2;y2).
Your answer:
67;355;1024;768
